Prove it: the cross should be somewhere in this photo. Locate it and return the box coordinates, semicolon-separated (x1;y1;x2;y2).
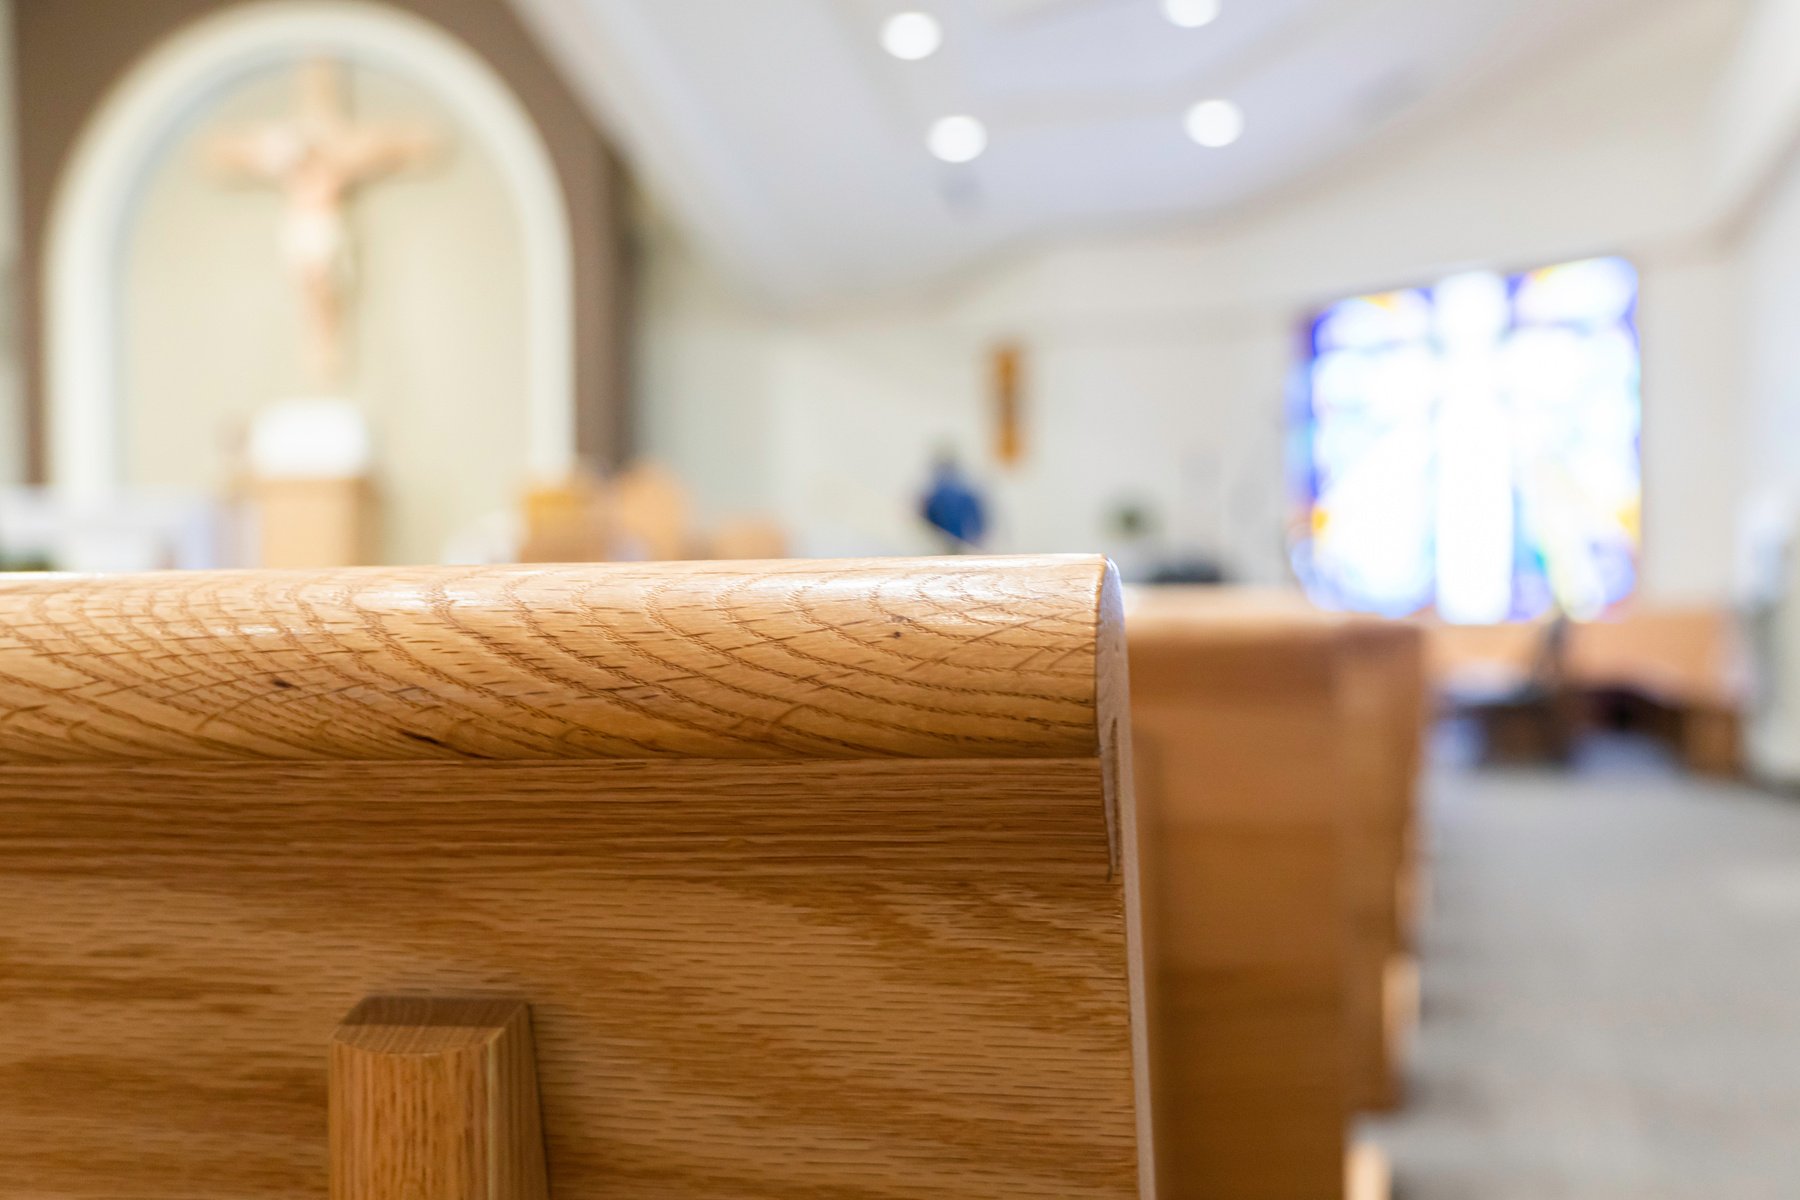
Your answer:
207;58;440;388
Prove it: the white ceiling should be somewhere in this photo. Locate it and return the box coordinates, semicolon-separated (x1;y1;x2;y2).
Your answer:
512;0;1650;306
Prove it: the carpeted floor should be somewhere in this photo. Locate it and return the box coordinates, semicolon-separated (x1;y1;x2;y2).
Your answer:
1369;738;1800;1198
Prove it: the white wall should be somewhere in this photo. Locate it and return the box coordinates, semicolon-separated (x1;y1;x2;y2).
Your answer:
1710;0;1800;219
1739;69;1800;515
1732;17;1800;777
638;0;1751;595
634;211;782;528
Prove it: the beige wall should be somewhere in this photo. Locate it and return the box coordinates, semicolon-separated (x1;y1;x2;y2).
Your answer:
124;60;527;564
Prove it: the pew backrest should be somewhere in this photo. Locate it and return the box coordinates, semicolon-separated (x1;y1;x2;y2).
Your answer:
0;555;1152;1199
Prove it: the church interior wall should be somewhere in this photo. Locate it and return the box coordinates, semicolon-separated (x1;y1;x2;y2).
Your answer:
634;0;1751;599
4;4;1800;1193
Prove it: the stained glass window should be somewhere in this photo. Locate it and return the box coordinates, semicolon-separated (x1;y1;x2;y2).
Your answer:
1289;257;1641;623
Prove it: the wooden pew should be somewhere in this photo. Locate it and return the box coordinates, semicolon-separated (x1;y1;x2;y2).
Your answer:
1124;587;1426;1199
0;556;1154;1199
1335;617;1429;1110
1431;606;1743;773
1565;607;1743;774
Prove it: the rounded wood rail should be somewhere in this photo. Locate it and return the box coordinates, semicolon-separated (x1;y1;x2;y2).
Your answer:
0;555;1124;763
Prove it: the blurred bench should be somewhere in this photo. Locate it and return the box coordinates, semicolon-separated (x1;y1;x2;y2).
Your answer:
0;556;1152;1199
1125;587;1426;1199
1432;606;1743;772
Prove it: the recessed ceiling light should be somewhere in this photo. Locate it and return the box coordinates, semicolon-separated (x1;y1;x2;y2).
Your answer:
1162;0;1221;29
927;115;987;163
1184;98;1243;147
881;11;943;60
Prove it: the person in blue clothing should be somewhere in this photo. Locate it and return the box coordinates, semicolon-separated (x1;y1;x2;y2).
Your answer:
919;450;987;552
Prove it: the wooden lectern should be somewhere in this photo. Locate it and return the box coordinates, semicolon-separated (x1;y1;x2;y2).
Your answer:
0;556;1152;1198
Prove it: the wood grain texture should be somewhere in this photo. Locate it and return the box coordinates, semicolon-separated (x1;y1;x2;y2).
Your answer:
0;556;1150;1199
331;997;548;1200
0;556;1108;763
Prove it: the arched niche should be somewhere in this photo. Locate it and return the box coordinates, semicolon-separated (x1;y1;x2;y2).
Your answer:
45;0;576;526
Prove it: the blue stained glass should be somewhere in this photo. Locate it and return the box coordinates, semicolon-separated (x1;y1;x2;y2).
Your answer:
1290;256;1641;623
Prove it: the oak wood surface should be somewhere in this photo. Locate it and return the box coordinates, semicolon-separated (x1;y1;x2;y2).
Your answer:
330;997;548;1200
0;556;1106;763
0;555;1151;1199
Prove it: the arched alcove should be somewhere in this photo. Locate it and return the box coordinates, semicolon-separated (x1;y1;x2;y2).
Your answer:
46;0;575;515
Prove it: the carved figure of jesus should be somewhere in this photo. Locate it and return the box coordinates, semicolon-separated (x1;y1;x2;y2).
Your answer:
207;59;440;387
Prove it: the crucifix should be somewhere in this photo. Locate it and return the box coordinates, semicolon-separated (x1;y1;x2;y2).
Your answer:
207;59;441;388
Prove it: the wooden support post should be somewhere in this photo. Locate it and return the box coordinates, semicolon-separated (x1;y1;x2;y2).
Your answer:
330;996;549;1200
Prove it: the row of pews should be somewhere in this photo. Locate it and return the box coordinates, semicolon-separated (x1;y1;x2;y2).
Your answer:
0;555;1425;1198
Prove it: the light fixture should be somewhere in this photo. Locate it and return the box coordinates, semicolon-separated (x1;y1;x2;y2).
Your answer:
1184;98;1243;147
1162;0;1221;28
881;11;943;60
928;115;987;163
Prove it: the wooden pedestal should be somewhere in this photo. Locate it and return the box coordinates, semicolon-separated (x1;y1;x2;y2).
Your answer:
251;476;373;568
